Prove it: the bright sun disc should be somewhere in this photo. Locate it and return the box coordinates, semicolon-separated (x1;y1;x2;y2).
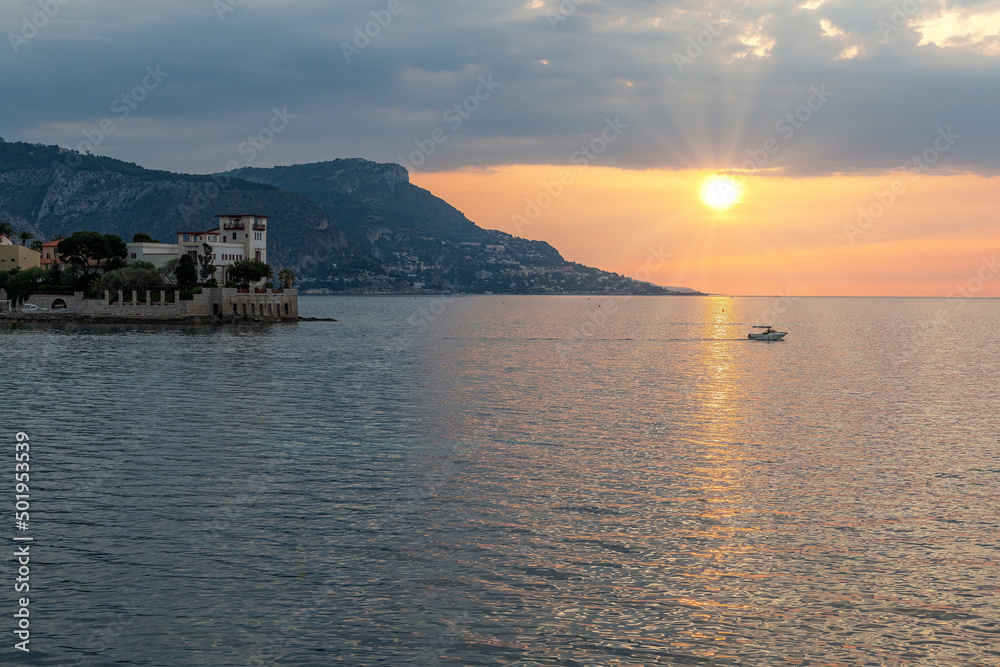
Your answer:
701;176;742;210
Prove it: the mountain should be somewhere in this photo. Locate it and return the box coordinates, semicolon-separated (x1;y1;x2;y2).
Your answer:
225;159;699;295
0;140;396;290
0;139;701;294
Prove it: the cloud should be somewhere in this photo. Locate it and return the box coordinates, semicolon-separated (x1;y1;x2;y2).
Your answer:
0;0;997;176
915;2;1000;54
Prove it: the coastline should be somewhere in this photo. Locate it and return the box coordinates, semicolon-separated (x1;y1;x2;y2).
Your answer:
0;313;334;324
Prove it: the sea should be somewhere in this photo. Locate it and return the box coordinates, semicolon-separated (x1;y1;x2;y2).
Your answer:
2;295;999;666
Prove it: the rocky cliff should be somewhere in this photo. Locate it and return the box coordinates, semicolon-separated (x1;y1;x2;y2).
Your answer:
0;142;386;288
0;141;699;294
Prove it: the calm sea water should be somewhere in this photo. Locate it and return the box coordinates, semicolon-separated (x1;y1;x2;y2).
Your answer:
2;296;999;666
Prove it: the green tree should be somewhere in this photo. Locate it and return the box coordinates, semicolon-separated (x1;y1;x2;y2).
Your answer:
176;254;198;289
158;258;180;286
29;240;43;254
278;268;296;288
45;262;63;287
56;232;128;274
105;235;128;265
18;230;33;246
199;243;216;283
98;266;165;294
132;232;160;243
61;266;84;290
7;267;45;305
227;258;271;287
57;232;106;273
104;256;126;271
0;222;12;239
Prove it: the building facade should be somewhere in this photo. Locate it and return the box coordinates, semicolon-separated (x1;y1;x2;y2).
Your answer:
0;236;41;271
126;214;269;283
39;239;61;266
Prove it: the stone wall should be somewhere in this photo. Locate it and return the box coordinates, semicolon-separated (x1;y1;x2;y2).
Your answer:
216;287;299;321
10;288;298;322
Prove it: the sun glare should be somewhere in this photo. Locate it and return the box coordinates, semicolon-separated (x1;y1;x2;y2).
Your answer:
701;176;742;210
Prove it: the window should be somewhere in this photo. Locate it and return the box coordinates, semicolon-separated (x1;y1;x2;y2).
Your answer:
131;253;136;259
223;236;226;242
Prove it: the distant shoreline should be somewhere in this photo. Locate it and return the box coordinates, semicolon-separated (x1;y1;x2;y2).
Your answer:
298;291;708;297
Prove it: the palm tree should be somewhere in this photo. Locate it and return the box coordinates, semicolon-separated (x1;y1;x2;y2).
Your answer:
278;268;296;289
0;222;12;241
19;230;33;246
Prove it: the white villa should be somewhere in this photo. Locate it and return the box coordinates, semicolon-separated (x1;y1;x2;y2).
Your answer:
126;214;268;283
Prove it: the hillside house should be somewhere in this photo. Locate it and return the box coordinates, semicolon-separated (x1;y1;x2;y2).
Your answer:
127;214;269;283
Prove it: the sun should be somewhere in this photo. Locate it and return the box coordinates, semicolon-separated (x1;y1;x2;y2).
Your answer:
701;175;742;210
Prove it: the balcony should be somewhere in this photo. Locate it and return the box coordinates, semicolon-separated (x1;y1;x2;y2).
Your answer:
223;222;245;230
252;222;266;231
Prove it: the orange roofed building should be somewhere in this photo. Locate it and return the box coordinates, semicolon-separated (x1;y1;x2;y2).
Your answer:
40;239;61;266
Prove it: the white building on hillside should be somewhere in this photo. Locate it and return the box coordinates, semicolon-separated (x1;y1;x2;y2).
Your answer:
127;214;269;284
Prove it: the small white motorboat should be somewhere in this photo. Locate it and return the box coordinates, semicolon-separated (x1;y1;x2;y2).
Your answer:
748;325;787;341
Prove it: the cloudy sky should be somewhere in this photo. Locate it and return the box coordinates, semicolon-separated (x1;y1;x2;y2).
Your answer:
3;0;999;295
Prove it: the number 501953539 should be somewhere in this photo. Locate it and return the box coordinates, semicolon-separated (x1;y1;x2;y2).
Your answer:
16;432;30;525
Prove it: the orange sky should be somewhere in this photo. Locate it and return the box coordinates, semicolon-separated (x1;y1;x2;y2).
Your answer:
412;166;1000;297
